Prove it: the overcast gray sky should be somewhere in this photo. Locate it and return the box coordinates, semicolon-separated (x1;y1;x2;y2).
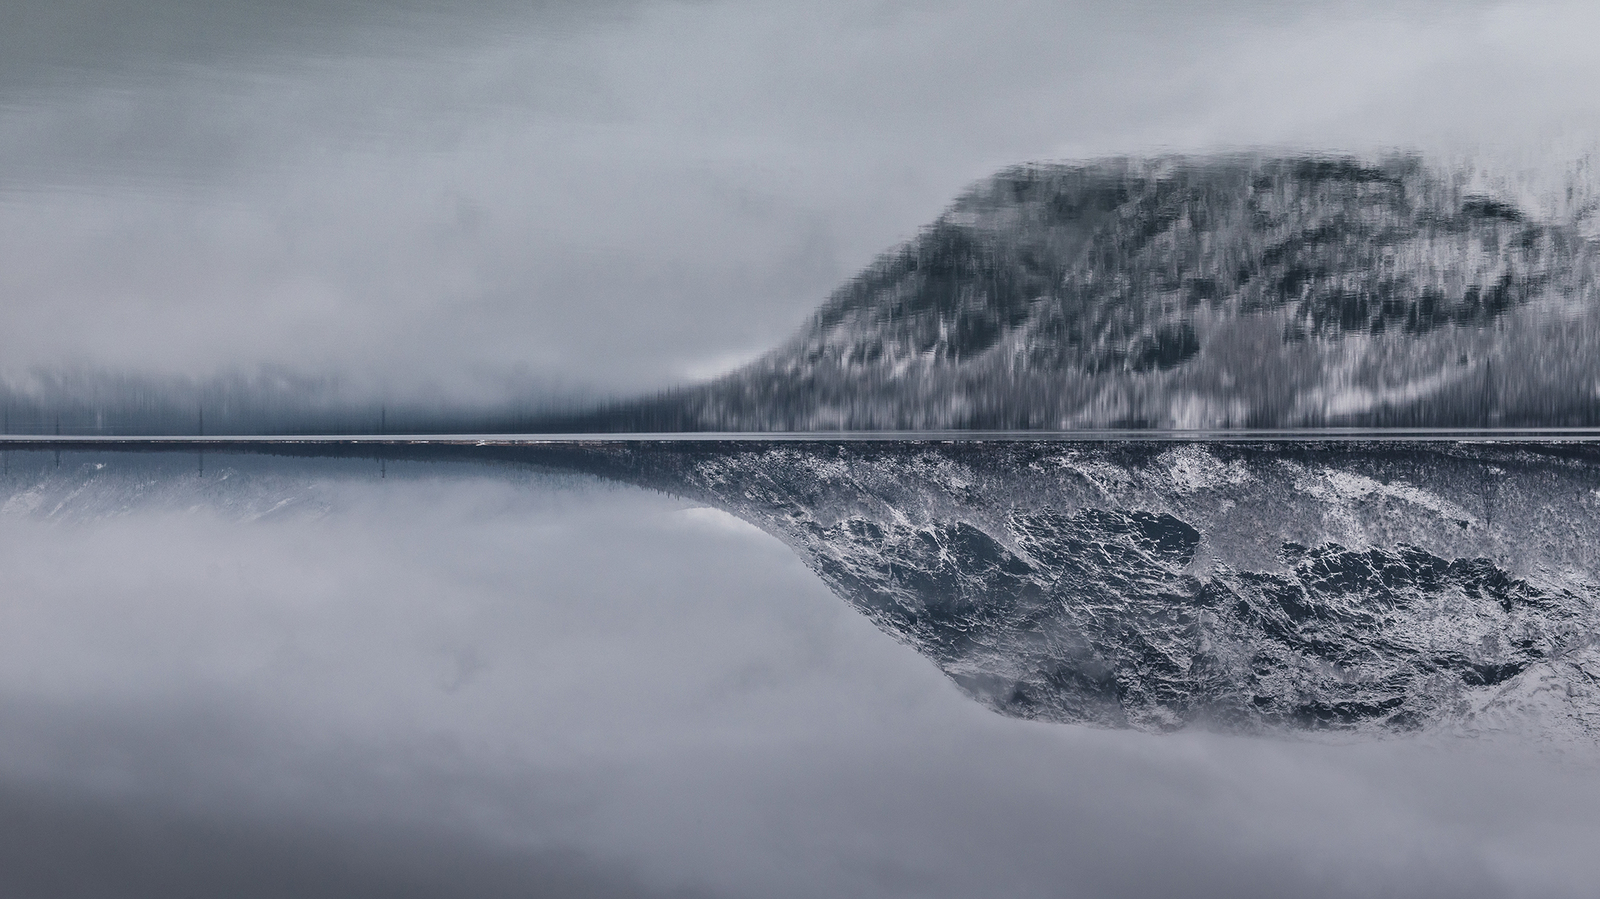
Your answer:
1;0;1596;402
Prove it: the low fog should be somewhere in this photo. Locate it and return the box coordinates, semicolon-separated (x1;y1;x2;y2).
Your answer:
2;0;1598;406
0;454;1596;897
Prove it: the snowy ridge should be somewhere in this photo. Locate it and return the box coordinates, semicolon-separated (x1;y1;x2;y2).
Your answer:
600;154;1600;431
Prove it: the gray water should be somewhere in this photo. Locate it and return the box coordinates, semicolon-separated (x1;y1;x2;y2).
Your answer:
1;445;1598;898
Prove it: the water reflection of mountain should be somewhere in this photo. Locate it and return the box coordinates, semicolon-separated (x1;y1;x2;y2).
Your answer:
6;440;1598;740
523;440;1600;740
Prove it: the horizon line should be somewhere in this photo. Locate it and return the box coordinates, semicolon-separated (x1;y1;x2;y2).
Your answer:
6;428;1600;445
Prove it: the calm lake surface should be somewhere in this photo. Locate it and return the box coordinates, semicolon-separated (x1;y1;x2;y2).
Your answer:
1;442;1599;898
9;1;1600;895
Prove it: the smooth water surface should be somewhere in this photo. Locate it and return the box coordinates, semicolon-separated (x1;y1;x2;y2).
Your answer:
0;447;1598;898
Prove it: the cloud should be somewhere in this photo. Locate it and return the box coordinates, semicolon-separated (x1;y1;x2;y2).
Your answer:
0;0;1592;403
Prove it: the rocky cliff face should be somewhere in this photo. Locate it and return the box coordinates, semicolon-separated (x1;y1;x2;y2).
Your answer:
570;440;1600;740
612;155;1600;430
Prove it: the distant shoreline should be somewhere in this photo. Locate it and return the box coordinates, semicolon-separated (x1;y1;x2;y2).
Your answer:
7;428;1600;446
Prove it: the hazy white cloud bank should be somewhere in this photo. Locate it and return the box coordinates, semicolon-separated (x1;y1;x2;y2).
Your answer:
0;455;1597;897
0;0;1595;402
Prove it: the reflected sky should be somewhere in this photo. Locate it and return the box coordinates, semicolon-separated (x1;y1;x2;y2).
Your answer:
1;449;1598;897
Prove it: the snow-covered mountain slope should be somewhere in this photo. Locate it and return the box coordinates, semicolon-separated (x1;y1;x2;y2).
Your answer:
601;155;1600;430
565;440;1600;741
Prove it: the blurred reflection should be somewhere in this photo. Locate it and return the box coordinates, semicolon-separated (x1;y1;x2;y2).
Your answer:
518;439;1600;738
3;442;1600;899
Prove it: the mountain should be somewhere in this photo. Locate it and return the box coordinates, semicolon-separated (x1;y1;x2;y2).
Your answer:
541;439;1600;739
582;154;1600;431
